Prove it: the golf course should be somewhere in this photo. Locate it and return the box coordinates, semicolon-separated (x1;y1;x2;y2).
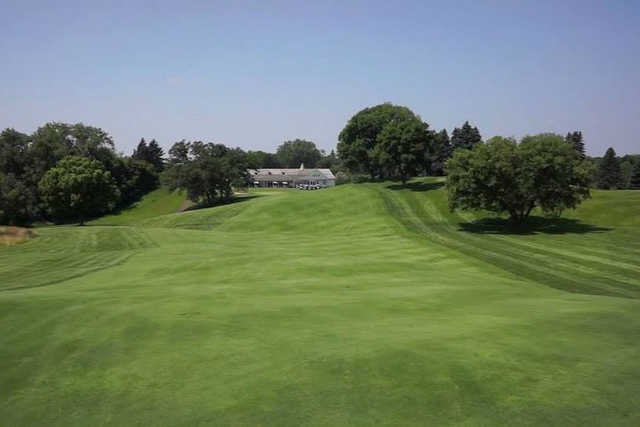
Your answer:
1;178;639;425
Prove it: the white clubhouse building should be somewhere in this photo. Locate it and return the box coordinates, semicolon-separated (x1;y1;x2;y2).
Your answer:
249;164;336;188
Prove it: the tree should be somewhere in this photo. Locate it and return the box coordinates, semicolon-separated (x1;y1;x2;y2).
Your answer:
450;121;482;152
0;173;38;225
133;138;165;171
373;119;433;183
29;123;75;178
430;129;451;175
621;160;634;188
598;147;623;189
276;139;322;168
337;103;420;177
109;157;159;206
317;149;339;169
39;156;119;225
163;141;248;206
0;128;30;176
446;134;593;224
630;161;640;190
30;122;118;184
245;150;281;169
565;131;585;159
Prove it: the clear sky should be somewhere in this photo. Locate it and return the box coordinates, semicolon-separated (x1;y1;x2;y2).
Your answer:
1;0;639;156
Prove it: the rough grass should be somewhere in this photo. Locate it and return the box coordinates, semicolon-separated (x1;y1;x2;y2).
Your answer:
1;180;639;426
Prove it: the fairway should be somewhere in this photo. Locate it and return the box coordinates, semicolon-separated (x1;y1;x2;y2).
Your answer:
1;179;639;425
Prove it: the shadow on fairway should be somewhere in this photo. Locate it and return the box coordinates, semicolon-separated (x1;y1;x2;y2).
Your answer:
458;216;611;235
386;181;445;192
182;193;263;212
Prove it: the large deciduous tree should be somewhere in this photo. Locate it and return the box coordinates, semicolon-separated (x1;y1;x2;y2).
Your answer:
30;123;116;178
372;119;433;183
0;173;39;225
245;150;282;169
275;139;322;168
450;121;482;152
337;103;420;178
598;147;623;189
0;128;30;176
446;134;593;224
39;156;119;225
163;141;248;206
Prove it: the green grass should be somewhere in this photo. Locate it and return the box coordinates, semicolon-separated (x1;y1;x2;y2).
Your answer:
88;187;186;226
1;179;639;425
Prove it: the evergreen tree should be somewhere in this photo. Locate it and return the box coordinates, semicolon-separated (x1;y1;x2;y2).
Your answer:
451;121;482;151
133;138;164;171
132;138;148;162
147;139;165;171
598;147;624;189
630;161;640;190
565;131;585;159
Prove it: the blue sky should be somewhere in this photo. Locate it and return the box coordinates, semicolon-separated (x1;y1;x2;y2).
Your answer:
1;0;639;155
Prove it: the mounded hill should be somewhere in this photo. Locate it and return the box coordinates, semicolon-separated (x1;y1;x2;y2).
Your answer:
88;187;187;226
1;180;639;425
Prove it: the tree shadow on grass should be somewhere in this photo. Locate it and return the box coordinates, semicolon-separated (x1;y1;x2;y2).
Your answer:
182;193;263;212
458;216;611;235
386;181;445;192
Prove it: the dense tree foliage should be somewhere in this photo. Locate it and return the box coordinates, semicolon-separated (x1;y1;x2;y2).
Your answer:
372;119;433;183
446;134;593;223
0;173;38;225
450;121;482;152
0;129;38;225
565;131;585;159
133;138;165;171
631;161;640;189
618;154;640;189
337;103;436;180
111;158;159;205
317;149;338;169
598;147;624;189
275;139;322;168
246;150;282;169
337;103;421;178
429;129;451;176
0;122;161;225
163;141;248;206
39;156;119;225
0;128;30;176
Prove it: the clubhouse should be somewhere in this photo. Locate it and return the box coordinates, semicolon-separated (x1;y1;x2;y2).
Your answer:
249;164;336;188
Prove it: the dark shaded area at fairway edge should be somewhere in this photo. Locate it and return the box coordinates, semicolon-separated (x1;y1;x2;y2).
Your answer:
375;180;640;299
180;193;263;213
458;217;611;235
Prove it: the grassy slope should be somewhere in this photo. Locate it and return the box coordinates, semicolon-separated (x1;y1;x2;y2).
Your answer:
88;187;186;226
1;181;639;426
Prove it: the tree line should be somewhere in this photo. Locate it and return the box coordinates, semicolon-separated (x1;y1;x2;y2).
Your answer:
0;124;163;225
0;123;338;225
2;107;638;226
335;103;639;223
